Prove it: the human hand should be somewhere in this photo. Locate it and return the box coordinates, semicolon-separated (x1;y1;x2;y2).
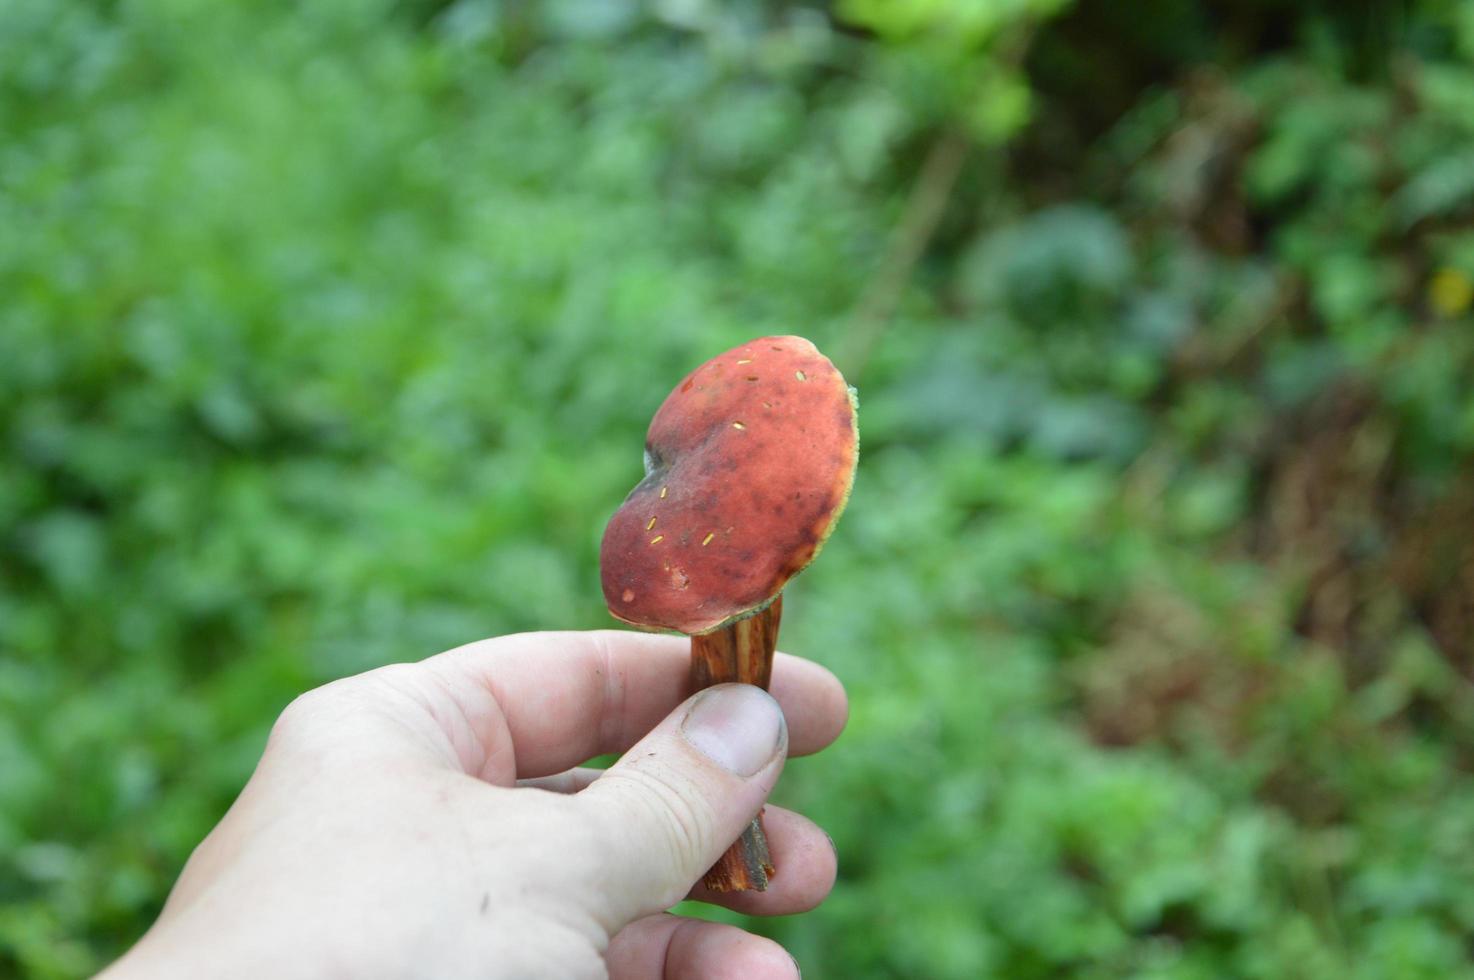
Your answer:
102;631;847;979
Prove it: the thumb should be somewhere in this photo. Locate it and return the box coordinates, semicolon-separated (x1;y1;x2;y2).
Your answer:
574;683;788;924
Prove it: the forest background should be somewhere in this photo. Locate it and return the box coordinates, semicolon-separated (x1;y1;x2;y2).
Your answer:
6;1;1474;976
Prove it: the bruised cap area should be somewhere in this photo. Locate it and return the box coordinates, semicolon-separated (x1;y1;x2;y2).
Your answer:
600;335;858;635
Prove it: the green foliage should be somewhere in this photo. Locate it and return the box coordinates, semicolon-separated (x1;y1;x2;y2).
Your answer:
7;0;1474;977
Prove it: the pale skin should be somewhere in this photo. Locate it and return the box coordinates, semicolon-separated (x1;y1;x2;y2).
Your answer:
103;631;848;979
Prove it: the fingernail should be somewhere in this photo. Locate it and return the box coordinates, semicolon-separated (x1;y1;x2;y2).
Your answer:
680;684;786;777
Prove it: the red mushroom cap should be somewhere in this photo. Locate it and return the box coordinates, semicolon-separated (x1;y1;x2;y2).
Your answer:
600;336;859;635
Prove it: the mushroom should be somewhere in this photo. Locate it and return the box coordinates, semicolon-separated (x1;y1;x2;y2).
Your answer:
599;335;859;891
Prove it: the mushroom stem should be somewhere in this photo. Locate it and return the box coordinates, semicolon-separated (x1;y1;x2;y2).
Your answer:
688;594;783;892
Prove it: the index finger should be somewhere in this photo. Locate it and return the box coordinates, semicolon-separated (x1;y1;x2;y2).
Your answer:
426;630;848;782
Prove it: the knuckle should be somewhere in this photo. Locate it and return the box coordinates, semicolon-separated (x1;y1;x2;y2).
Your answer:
269;686;332;742
599;766;717;877
268;674;372;745
270;662;423;744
